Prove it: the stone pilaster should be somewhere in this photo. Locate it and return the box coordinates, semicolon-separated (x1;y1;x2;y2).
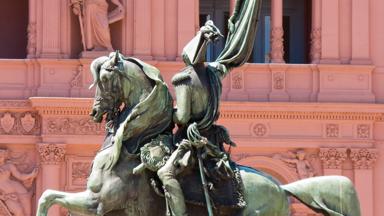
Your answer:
37;143;66;216
350;148;378;216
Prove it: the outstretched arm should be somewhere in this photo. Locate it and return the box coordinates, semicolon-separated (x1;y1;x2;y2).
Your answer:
9;164;38;181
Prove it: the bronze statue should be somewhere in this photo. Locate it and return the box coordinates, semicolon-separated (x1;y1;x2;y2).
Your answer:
36;0;362;215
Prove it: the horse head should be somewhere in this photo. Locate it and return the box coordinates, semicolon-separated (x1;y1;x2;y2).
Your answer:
89;50;125;123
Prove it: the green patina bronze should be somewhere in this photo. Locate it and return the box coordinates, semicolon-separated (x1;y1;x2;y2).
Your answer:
36;0;361;215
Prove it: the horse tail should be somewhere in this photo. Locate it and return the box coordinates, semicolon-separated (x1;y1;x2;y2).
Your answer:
281;176;361;216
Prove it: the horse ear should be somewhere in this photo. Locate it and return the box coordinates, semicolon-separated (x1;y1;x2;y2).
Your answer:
89;56;109;89
113;50;120;65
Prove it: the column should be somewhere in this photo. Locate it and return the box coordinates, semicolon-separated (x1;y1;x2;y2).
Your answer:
151;0;166;60
319;148;347;175
374;122;384;216
351;0;371;64
339;0;352;64
165;0;178;60
230;0;236;15
320;0;340;64
40;0;62;58
27;0;37;58
310;0;322;63
122;0;134;56
134;0;152;60
270;0;285;63
177;0;199;60
371;0;384;102
351;148;379;216
37;143;66;216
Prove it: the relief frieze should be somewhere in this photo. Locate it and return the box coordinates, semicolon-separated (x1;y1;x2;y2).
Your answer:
44;117;105;135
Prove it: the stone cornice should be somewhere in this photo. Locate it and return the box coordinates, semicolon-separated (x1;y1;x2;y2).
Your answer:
0;100;31;110
1;99;384;122
220;102;384;121
30;97;93;116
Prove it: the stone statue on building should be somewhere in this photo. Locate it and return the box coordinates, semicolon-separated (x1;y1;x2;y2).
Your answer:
36;0;362;215
0;149;38;216
275;150;315;179
70;0;124;53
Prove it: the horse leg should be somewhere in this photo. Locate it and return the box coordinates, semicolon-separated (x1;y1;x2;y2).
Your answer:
37;189;98;216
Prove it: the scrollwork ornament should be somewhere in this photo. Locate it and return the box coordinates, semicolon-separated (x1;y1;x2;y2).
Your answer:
319;148;347;169
350;148;378;169
37;144;66;165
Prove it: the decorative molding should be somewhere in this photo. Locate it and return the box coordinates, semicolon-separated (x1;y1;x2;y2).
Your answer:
44;117;104;135
220;111;384;122
310;28;321;63
319;148;347;169
357;124;371;139
0;100;30;108
350;148;379;169
325;124;339;138
37;144;66;165
270;27;285;63
0;112;41;135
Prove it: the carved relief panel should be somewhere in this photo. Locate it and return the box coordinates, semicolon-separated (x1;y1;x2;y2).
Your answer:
66;156;93;190
0;112;41;135
0;148;38;216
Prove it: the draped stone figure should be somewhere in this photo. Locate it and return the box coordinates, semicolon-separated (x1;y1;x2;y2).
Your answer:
71;0;124;52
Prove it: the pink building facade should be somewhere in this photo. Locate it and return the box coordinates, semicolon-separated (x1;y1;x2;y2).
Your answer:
0;0;383;215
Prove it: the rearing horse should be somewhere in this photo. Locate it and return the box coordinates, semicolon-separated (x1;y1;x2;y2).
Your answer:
36;52;361;216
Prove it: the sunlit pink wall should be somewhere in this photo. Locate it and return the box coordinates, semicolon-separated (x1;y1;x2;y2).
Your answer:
0;0;383;215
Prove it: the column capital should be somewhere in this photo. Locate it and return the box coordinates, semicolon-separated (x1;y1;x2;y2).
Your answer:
37;143;66;165
319;148;347;169
350;148;379;170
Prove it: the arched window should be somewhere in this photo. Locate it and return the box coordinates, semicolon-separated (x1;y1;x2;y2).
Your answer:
0;0;28;59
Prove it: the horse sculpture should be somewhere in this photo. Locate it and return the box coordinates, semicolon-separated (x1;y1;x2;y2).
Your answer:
37;0;361;214
36;51;361;216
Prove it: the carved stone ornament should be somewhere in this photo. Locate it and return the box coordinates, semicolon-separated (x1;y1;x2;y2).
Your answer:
319;148;347;169
27;22;37;57
0;112;41;135
357;124;370;139
0;202;11;216
310;28;321;63
71;65;83;88
44;117;105;135
232;72;243;90
0;113;15;133
72;161;92;185
252;123;267;137
273;72;284;90
270;27;285;63
326;124;339;138
38;144;66;165
20;113;36;133
350;148;379;169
